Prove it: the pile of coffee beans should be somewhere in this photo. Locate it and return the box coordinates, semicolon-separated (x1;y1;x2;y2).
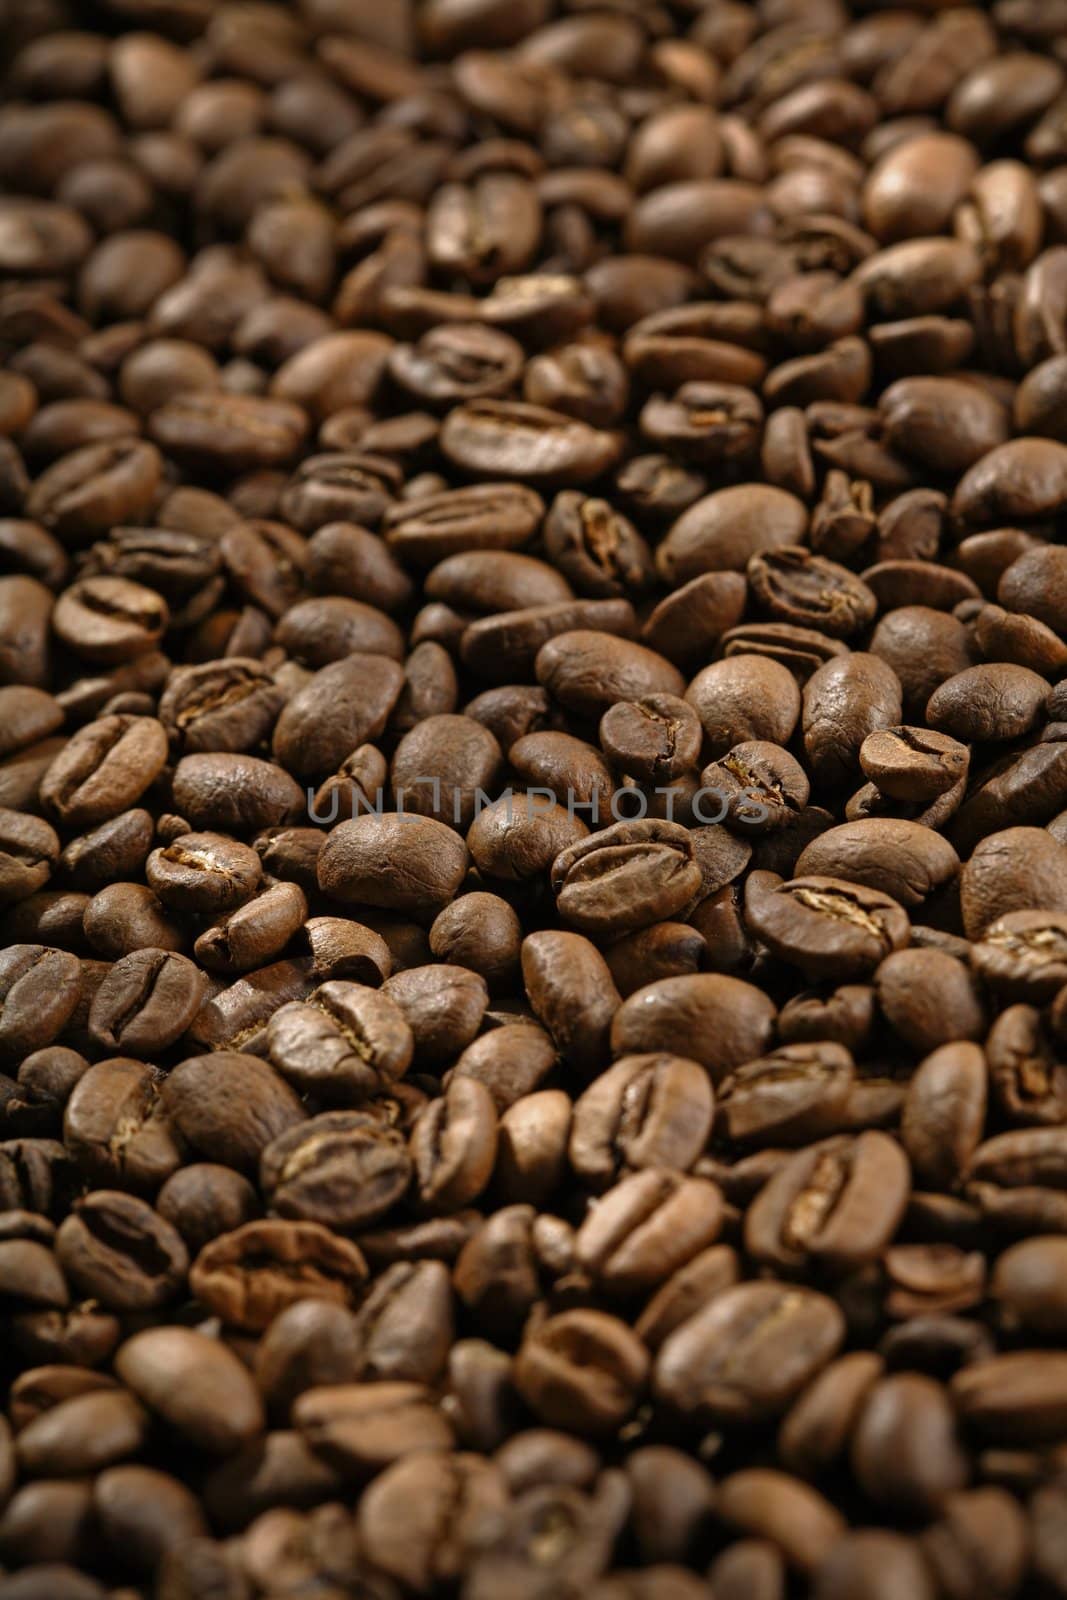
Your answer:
5;0;1067;1595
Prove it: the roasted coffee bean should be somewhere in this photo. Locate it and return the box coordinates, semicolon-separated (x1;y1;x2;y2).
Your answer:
575;1169;724;1296
319;813;470;918
701;742;811;835
0;945;82;1061
55;1189;188;1311
0;809;59;905
409;1077;498;1214
961;826;1067;938
655;1280;846;1424
746;1130;911;1273
550;819;704;937
570;1054;713;1190
160;1051;305;1174
515;1309;649;1436
86;949;205;1056
6;3;1067;1588
261;1112;412;1233
266;981;413;1102
63;1056;183;1196
172;753;304;834
687;655;802;759
294;1379;452;1476
40;715;168;829
194;879;308;975
544;493;653;599
441;400;624;486
58;809;154;891
144;832;261;914
156;1163;260;1257
52;577;168;666
611;972;774;1085
190;1217;368;1332
115;1325;264;1453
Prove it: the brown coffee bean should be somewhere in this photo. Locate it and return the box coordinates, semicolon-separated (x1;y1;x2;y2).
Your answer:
115;1325;264;1453
610;972;775;1085
41;715;168;829
570;1054;713;1190
409;1077;498;1214
814;1530;937;1600
654;1280;845;1423
960;826;1067;937
15;1388;149;1479
161;1051;305;1174
55;1190;188;1311
149;392;308;471
52;577;168;666
859;727;969;803
795;819;959;908
318;813;470;917
0;945;82;1062
575;1169;724;1296
687;656;802;758
522;930;620;1076
745;871;911;982
951;1351;1067;1443
746;1130;911;1272
190;1218;368;1332
515;1310;649;1436
0;809;59;906
718;1043;855;1148
294;1378;452;1476
193;880;307;975
88;949;206;1055
26;439;162;543
551;819;704;937
156;1164;260;1257
266;981;413;1102
63;1056;183;1196
851;1373;969;1515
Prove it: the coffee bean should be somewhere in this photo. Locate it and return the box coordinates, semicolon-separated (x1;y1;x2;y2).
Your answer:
952;1351;1067;1443
294;1379;453;1484
357;1449;508;1594
0;945;82;1061
575;1169;724;1296
319;812;469;917
55;1189;188;1311
52;576;168;666
537;629;685;717
0;809;59;905
115;1326;264;1453
441;400;623;486
745;871;911;981
610;973;775;1085
746;1132;911;1272
654;1280;846;1423
266;980;413;1103
40;715;168;829
156;1163;260;1257
515;1309;649;1435
172;752;305;834
551;819;704;937
88;949;206;1054
149;392;308;471
190;1217;368;1331
409;1077;497;1214
65;1058;182;1192
161;1051;305;1173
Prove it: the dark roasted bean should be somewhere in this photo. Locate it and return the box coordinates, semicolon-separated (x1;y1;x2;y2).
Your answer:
2;4;1067;1586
